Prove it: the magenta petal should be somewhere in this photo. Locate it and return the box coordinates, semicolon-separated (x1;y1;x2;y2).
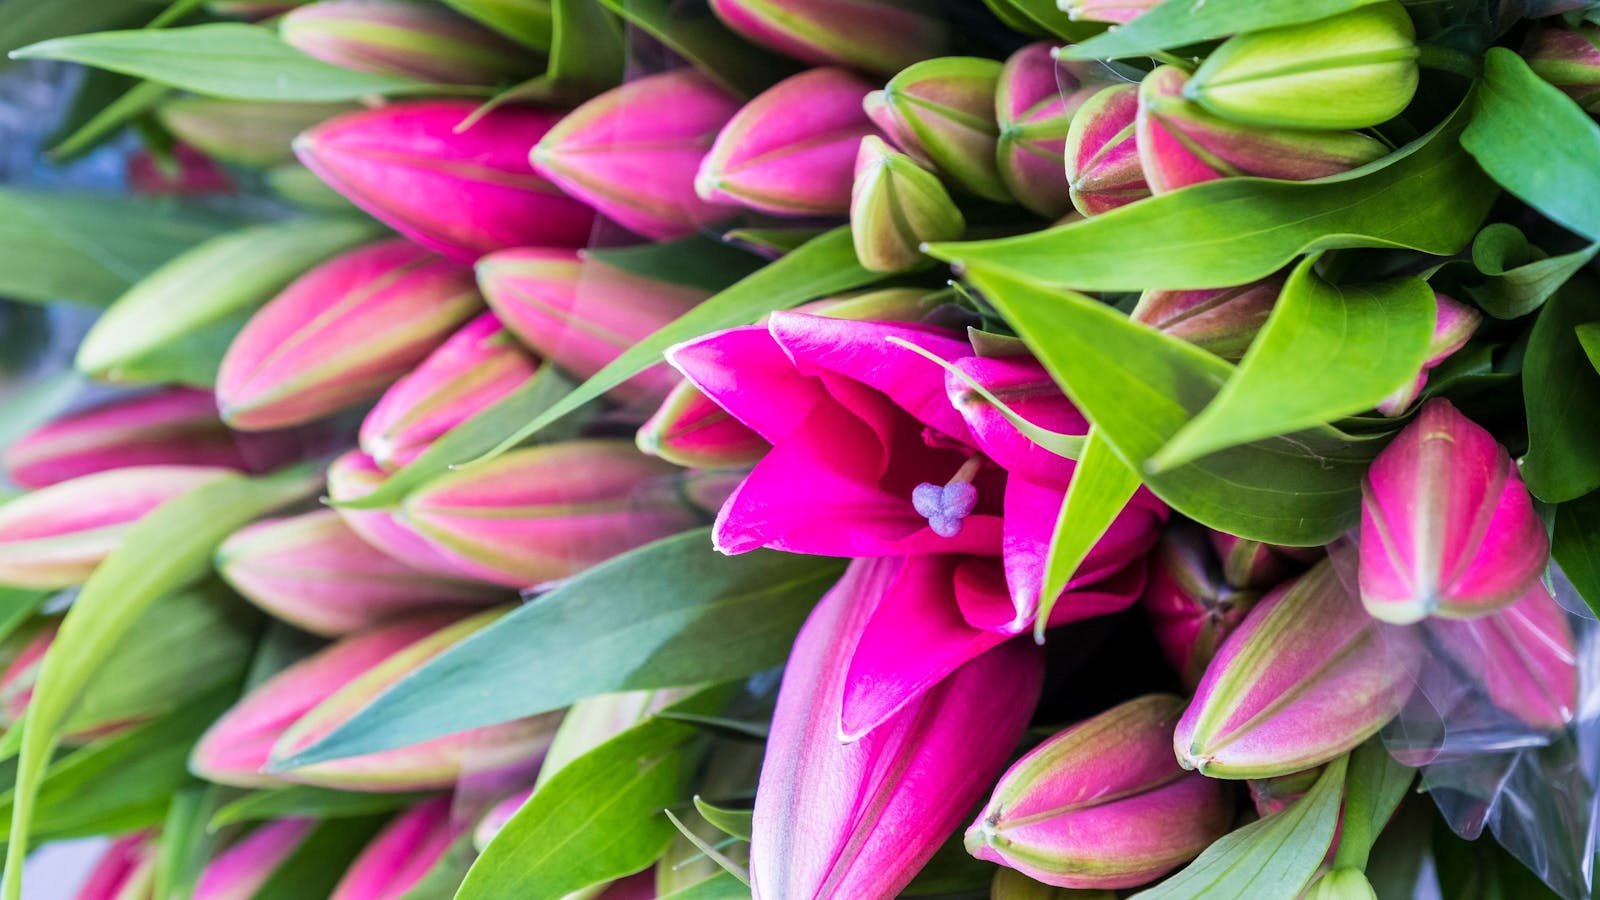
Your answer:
948;355;1088;490
330;795;461;900
666;325;831;445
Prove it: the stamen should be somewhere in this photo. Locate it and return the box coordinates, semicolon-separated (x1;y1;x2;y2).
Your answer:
913;456;984;538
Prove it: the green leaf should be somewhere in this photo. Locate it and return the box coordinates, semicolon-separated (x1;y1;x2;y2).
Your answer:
209;785;431;830
665;809;750;885
1;467;319;900
1133;754;1347;899
277;529;842;769
478;226;879;459
586;236;766;294
153;782;225;900
456;688;731;900
1578;323;1600;374
1035;426;1141;640
442;0;554;50
692;795;752;841
48;80;172;161
253;816;388;900
472;0;621;110
396;833;477;900
13;24;435;101
658;873;751;900
1553;490;1600;617
1151;259;1434;469
928;103;1491;292
0;589;51;654
1333;740;1414;871
0;0;163;58
965;265;1385;545
592;0;795;96
1461;224;1598;321
1058;0;1385;60
1464;49;1600;242
985;0;1103;41
1523;279;1600;502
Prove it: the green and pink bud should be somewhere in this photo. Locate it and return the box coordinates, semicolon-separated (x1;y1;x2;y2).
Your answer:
326;449;484;579
75;832;159;900
1175;559;1418;779
707;0;945;76
530;70;740;240
1136;66;1388;194
868;56;1009;201
400;440;702;588
995;44;1117;218
0;465;235;588
1060;0;1160;23
1359;399;1546;624
1130;276;1284;362
360;312;539;471
330;795;462;900
1063;84;1149;217
1375;294;1480;416
474;247;707;405
217;239;481;431
1525;24;1600;113
296;101;595;262
968;694;1234;889
157;98;353;168
1428;582;1578;731
850;135;965;273
473;786;531;850
696;67;878;216
636;379;768;469
1208;530;1318;590
217;509;504;636
194;819;317;900
281;0;532;86
1140;525;1261;688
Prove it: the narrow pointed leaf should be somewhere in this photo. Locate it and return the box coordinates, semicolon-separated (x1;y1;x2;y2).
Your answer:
1334;740;1414;871
1579;323;1600;374
1553;489;1600;617
209;786;430;830
592;0;793;96
1059;0;1386;61
1523;279;1600;502
253;817;389;900
1036;426;1140;640
1461;224;1598;320
693;795;754;841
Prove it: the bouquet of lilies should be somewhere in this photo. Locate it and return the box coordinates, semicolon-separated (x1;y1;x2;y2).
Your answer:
2;0;1600;896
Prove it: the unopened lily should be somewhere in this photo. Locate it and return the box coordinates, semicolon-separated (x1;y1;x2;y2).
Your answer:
707;0;945;76
281;0;532;85
995;44;1118;218
331;795;463;900
1141;523;1262;687
1375;294;1480;416
194;818;316;900
1063;84;1149;216
325;448;486;580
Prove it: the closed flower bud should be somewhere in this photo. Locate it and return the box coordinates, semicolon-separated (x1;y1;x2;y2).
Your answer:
1306;869;1378;900
1208;530;1317;590
0;465;235;588
968;694;1234;890
1060;0;1160;24
1130;276;1284;361
1375;294;1480;416
850;135;965;273
157;98;353;168
400;440;702;588
871;57;1009;201
1175;559;1418;779
194;819;316;900
296;101;594;263
1525;24;1600;113
1429;581;1577;730
360;312;539;470
863;90;935;167
1141;525;1260;688
281;0;532;86
1137;66;1388;194
326;449;483;580
1359;399;1546;624
473;787;530;850
1063;84;1150;217
217;239;481;431
637;379;769;469
996;44;1117;218
331;795;462;900
475;247;706;405
708;0;946;76
1185;2;1420;130
530;70;740;240
217;509;504;636
696;67;878;216
76;832;159;900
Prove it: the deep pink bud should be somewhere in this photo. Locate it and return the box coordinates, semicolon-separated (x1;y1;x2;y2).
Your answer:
750;557;1044;900
1428;582;1578;731
707;0;946;76
216;239;481;431
968;694;1234;889
295;101;595;263
1061;0;1160;23
1375;294;1480;416
331;795;462;900
0;465;235;588
1063;84;1149;217
1358;399;1547;624
530;70;741;240
217;509;504;636
359;312;539;471
475;247;706;404
996;44;1118;218
472;786;531;850
696;67;878;216
1524;24;1600;113
636;379;769;468
1130;276;1285;362
194;819;316;900
75;832;158;900
3;388;298;489
281;0;531;86
325;449;484;580
1141;525;1261;688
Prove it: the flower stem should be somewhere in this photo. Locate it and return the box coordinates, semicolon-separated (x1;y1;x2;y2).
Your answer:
1417;44;1482;79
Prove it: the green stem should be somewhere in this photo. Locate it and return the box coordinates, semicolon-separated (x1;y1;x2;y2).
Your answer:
1417;44;1482;79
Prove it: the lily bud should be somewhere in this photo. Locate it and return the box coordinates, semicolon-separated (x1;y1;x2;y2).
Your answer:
1208;530;1316;590
331;795;462;900
0;465;234;588
326;449;483;580
281;0;532;86
4;388;297;489
473;787;531;850
968;694;1234;889
194;611;560;790
218;509;503;636
850;135;965;273
1525;24;1600;113
217;239;481;431
1060;0;1160;24
1141;525;1260;687
400;440;702;588
750;558;1044;900
295;101;595;262
1137;66;1388;194
696;67;878;216
194;818;316;900
530;70;740;240
1246;766;1323;818
474;247;707;405
1306;869;1378;900
1175;559;1417;779
1359;399;1546;624
636;379;769;469
1063;84;1150;217
76;832;159;900
707;0;946;76
1375;294;1480;416
360;312;539;471
157;98;353;167
1429;581;1577;731
871;57;1008;201
1130;277;1283;362
996;44;1117;218
863;90;934;167
1184;2;1420;130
